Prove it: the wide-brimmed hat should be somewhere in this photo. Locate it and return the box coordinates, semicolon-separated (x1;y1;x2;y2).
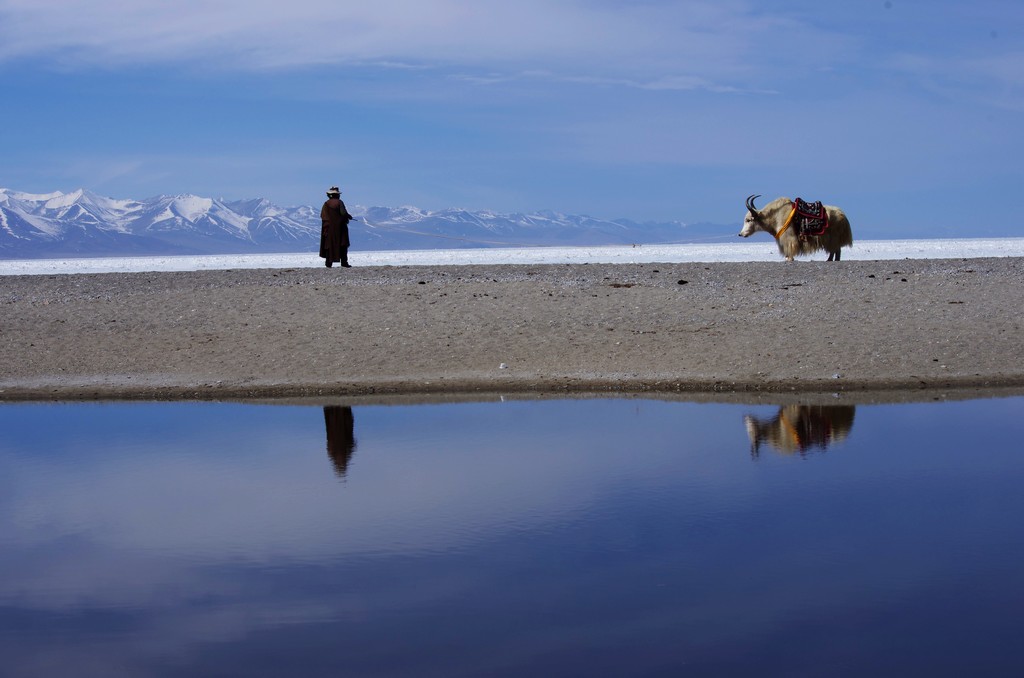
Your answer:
326;186;341;195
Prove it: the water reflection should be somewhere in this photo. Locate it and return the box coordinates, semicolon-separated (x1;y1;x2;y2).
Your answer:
2;396;1023;676
744;404;856;457
324;406;356;478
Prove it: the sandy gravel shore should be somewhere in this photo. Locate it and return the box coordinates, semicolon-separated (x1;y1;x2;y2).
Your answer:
1;258;1022;401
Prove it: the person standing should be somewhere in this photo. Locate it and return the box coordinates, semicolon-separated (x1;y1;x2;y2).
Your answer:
320;186;354;268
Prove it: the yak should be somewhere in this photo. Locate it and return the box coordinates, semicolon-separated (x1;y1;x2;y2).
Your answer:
740;195;853;261
744;405;856;458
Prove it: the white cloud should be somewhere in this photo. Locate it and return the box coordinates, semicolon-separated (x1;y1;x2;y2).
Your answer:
0;0;844;90
450;69;770;94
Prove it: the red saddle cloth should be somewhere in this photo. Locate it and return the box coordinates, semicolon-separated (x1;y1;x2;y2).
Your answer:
794;198;828;236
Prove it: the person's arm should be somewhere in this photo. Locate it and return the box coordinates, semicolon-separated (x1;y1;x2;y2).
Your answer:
340;200;356;221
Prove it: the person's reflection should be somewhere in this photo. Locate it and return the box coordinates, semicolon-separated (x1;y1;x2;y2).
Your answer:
744;404;855;458
324;406;357;478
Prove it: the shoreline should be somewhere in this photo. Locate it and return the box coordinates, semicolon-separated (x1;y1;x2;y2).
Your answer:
2;257;1022;404
4;237;1024;276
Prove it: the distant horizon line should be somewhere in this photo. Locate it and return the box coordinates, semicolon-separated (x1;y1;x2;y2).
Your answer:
4;237;1023;276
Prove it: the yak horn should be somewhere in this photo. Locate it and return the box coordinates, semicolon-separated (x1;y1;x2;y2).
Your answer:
746;194;761;216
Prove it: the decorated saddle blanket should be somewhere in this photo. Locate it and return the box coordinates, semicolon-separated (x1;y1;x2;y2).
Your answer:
793;198;828;236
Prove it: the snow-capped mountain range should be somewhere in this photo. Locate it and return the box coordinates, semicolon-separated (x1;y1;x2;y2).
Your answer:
0;187;727;259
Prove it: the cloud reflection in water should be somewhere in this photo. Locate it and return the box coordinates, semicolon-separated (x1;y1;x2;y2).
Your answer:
1;397;1023;675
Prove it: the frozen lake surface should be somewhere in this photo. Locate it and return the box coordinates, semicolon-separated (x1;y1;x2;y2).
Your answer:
3;237;1024;275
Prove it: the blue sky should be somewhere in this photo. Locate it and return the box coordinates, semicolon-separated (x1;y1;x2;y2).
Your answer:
1;1;1021;236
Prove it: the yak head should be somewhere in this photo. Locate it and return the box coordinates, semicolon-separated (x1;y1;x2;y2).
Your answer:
739;194;762;238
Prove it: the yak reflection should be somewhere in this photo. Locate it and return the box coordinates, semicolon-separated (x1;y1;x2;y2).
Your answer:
744;404;855;458
324;406;357;478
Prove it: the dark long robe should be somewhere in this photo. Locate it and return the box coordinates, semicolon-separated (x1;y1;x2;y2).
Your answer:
320;197;352;264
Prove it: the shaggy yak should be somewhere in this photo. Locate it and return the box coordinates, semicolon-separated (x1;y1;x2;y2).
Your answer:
744;405;856;458
740;194;853;261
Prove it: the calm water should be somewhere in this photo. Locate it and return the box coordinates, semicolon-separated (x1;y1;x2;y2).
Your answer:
1;396;1023;677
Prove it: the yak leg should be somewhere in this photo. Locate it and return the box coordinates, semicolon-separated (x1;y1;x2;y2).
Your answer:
827;250;841;262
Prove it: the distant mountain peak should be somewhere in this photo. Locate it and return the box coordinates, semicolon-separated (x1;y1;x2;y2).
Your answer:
0;186;729;259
